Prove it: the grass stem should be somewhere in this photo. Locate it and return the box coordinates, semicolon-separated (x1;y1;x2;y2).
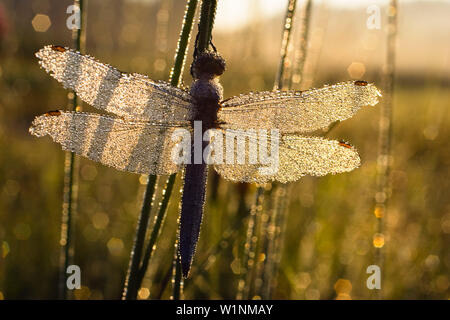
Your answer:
58;0;86;300
274;0;297;90
241;0;298;300
136;174;176;288
122;0;199;300
122;175;157;299
373;0;398;299
237;187;265;299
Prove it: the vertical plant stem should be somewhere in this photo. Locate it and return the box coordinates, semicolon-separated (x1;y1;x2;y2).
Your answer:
263;0;312;298
169;0;199;86
253;186;274;296
171;192;184;300
237;187;265;299
241;0;298;300
274;0;297;90
136;174;176;287
373;0;397;299
171;0;218;300
58;0;86;300
262;184;283;298
171;249;184;300
123;175;157;300
196;0;217;53
266;182;291;297
289;0;312;90
122;0;199;300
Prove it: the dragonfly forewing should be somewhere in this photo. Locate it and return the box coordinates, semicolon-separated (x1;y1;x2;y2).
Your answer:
218;81;381;133
36;45;194;122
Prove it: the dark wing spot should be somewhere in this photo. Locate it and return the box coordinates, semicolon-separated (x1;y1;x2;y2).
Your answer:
51;45;67;53
354;80;368;86
45;110;62;116
213;119;227;129
338;141;353;149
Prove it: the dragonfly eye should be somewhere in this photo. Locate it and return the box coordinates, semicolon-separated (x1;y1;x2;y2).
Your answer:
192;51;226;79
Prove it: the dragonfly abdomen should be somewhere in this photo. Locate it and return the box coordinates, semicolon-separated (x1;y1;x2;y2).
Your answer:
179;51;226;277
179;158;208;278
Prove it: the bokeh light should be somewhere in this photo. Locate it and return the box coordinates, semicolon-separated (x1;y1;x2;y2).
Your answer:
31;14;51;32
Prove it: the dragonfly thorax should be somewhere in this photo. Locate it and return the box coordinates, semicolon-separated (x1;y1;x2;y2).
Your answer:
189;78;223;126
190;77;223;104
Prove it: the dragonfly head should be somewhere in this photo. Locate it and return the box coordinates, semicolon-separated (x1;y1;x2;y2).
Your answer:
191;51;226;80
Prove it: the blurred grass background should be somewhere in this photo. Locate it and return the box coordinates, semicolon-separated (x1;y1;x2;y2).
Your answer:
0;0;448;299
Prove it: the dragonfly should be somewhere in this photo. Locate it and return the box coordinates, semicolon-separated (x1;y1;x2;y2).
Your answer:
30;45;381;277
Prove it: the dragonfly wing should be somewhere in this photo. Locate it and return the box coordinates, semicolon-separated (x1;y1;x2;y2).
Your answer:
29;111;189;175
213;130;361;183
36;45;193;121
218;81;381;133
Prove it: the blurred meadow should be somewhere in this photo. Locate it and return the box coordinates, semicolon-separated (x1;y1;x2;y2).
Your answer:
0;0;449;300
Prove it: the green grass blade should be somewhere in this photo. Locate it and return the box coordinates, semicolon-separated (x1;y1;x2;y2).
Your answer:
58;0;86;300
372;0;398;299
122;0;199;300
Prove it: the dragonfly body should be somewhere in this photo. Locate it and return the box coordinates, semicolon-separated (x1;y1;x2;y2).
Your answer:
180;52;225;276
30;45;381;278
